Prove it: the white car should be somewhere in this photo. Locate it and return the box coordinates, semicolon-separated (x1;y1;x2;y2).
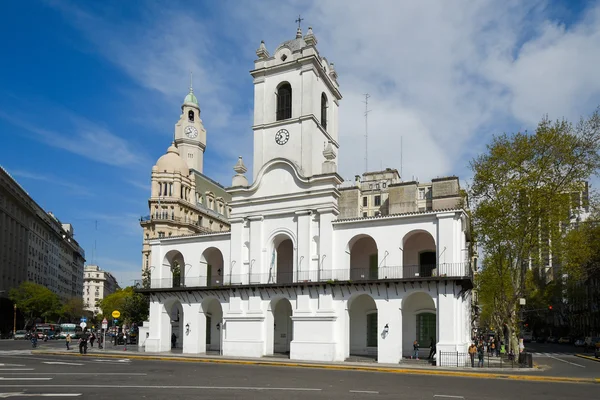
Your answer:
13;330;27;340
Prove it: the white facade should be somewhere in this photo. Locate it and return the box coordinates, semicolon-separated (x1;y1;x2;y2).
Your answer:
83;265;119;315
139;27;473;365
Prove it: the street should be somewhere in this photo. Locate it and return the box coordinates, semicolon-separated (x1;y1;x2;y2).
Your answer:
0;340;598;399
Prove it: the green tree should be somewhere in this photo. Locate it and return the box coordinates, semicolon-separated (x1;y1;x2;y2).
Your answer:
9;282;61;329
60;297;85;323
470;109;600;351
99;287;149;325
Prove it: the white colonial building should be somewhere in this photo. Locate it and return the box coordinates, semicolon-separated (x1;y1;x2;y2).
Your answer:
137;26;473;365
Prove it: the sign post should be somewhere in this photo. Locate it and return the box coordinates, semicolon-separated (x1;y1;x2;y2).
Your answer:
111;311;120;347
102;318;108;351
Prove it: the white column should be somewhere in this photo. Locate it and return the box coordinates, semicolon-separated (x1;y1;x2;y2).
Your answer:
295;211;311;281
249;216;264;282
145;300;171;353
229;218;244;283
318;208;335;279
182;303;204;354
376;299;402;364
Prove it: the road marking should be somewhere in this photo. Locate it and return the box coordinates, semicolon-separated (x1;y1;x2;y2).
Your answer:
0;365;24;367
0;394;81;398
0;385;321;391
0;369;34;371
349;390;379;394
0;378;53;381
547;355;586;368
42;362;84;366
0;373;146;376
92;359;130;363
434;396;465;399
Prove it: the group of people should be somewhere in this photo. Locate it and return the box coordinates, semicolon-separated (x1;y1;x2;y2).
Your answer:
467;337;513;367
410;338;437;361
64;329;104;354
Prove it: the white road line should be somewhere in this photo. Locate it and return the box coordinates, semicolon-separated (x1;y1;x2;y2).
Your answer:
0;385;321;391
42;362;83;366
0;365;24;367
0;378;53;381
434;396;465;399
349;390;379;394
92;359;130;363
0;369;34;371
0;373;146;376
547;355;586;368
0;393;81;398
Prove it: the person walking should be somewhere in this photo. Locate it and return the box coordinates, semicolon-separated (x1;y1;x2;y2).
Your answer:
477;342;485;367
171;332;177;349
89;331;96;348
78;329;89;355
427;337;436;360
468;343;477;367
412;339;420;360
66;334;71;351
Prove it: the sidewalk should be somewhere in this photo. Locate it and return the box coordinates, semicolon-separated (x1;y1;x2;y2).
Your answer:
30;344;599;384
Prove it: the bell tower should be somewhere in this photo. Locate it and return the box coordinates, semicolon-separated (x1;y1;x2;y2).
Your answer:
250;25;342;180
174;74;207;173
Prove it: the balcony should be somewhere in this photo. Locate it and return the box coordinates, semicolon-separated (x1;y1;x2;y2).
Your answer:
134;262;473;291
139;215;213;234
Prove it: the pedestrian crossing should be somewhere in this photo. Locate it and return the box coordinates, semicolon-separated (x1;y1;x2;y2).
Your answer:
0;360;82;397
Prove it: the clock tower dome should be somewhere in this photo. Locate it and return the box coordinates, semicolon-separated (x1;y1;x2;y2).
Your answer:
174;77;206;173
250;26;342;180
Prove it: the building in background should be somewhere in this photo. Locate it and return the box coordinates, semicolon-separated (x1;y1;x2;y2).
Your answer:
139;83;231;278
0;166;85;333
83;265;119;315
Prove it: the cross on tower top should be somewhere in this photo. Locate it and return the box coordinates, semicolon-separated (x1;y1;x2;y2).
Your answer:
295;14;304;29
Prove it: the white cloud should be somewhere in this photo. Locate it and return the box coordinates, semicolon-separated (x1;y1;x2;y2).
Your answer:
6;169;92;197
50;0;600;185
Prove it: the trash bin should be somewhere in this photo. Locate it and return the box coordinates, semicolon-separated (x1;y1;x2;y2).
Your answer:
519;352;533;368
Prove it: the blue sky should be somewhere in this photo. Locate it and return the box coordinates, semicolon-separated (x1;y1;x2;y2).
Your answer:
1;0;599;287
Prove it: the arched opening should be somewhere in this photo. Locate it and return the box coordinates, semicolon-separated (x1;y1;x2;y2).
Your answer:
202;298;223;353
348;294;378;360
169;300;184;351
276;82;292;121
402;292;436;359
188;110;194;122
270;234;294;284
163;250;185;288
272;298;293;357
402;231;436;278
348;235;378;281
201;247;225;287
321;93;328;130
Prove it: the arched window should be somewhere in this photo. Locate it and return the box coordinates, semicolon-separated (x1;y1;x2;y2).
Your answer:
276;83;292;121
188;110;194;122
321;93;328;130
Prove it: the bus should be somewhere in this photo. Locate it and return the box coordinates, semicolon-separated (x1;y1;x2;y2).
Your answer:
35;324;58;340
57;323;81;339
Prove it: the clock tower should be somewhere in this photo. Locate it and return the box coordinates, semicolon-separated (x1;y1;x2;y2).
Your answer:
174;79;206;173
250;26;341;180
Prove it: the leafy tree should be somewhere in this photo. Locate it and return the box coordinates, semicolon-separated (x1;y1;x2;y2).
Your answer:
9;282;61;329
98;287;149;325
470;109;600;351
60;297;85;323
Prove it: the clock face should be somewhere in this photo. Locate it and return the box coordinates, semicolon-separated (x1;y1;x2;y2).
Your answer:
184;126;198;139
275;129;290;145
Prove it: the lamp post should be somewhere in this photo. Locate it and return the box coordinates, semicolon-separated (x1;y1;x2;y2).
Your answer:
13;304;17;335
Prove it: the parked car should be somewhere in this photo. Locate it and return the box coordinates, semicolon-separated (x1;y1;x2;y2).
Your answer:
547;336;558;343
574;338;585;347
558;337;571;344
13;330;28;340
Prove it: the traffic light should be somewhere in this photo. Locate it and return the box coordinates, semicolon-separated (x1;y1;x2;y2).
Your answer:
548;305;553;310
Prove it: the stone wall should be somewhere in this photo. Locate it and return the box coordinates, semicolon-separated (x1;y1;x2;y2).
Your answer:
388;182;418;214
431;177;461;210
338;188;361;219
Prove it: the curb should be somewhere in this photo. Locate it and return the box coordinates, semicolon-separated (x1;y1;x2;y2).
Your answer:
575;354;600;363
32;350;598;384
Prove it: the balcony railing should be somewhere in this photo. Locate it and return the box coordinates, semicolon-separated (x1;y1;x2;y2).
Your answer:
134;262;473;290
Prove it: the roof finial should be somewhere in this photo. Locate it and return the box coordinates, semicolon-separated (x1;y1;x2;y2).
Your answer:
189;71;193;93
295;14;304;38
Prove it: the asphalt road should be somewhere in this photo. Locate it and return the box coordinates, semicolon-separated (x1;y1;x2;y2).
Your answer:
0;351;598;399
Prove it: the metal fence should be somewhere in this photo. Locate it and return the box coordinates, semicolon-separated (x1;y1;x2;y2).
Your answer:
437;351;529;368
134;262;473;289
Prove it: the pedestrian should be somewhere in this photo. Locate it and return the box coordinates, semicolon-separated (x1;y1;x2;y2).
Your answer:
171;332;177;349
89;331;96;348
427;337;436;360
66;334;71;351
490;340;496;357
412;339;419;360
477;342;484;367
98;332;103;350
79;329;89;355
468;343;477;367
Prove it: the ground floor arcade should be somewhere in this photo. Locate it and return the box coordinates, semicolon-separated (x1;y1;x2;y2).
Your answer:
140;280;471;365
